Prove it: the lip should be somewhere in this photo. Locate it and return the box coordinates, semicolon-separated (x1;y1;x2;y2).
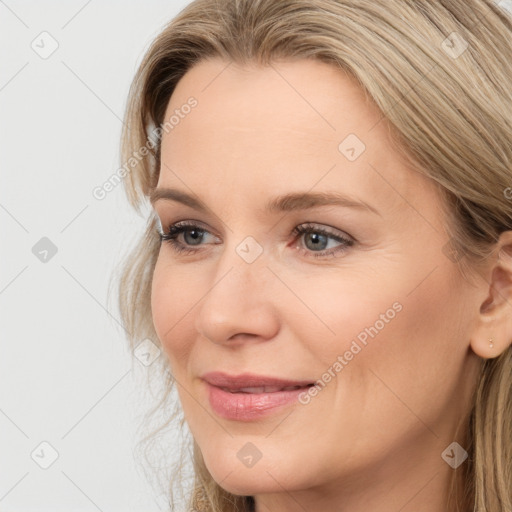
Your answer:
201;372;314;421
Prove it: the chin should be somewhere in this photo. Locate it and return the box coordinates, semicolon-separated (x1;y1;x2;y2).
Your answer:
209;468;285;496
201;448;297;496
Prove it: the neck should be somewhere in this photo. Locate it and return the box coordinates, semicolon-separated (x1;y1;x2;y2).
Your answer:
253;437;468;512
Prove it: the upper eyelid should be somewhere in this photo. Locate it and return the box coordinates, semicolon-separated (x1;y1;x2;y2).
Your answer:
156;217;208;232
294;222;353;239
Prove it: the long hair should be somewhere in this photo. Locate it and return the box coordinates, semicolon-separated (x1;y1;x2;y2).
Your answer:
115;1;512;510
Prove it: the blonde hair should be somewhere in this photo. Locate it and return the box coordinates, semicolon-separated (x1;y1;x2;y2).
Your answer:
115;1;512;510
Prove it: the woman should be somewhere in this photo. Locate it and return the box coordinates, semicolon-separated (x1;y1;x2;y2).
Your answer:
117;1;512;510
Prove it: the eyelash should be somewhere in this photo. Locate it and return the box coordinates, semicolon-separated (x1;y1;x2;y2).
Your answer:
157;220;355;259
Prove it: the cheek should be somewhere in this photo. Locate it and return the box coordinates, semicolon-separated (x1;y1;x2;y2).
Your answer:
150;257;203;367
279;265;463;465
285;268;405;362
296;256;460;351
290;261;463;407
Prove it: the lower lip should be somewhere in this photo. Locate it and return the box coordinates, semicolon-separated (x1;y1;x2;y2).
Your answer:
206;383;308;421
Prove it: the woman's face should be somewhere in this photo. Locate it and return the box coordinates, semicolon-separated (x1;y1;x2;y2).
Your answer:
151;58;484;509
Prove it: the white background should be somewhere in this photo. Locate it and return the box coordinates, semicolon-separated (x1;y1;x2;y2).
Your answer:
0;1;192;511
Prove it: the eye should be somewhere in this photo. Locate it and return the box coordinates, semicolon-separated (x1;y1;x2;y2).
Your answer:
157;220;355;259
177;227;204;245
157;220;220;255
291;223;354;258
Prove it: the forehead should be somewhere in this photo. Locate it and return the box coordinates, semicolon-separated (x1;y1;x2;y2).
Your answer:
158;58;440;222
162;58;382;157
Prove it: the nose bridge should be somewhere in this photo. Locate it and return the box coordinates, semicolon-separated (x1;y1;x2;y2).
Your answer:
212;227;269;290
204;234;268;310
193;235;279;343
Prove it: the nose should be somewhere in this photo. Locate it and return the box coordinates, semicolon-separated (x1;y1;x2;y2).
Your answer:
193;250;280;346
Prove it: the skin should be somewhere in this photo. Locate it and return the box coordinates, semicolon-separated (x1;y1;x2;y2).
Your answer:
150;57;512;512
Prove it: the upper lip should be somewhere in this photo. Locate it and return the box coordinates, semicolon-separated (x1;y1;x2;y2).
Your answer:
201;371;314;391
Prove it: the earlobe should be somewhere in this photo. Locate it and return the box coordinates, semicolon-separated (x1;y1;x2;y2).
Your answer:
470;325;504;360
470;334;501;360
469;231;512;359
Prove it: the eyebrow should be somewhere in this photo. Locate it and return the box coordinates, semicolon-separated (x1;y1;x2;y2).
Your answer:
150;187;380;215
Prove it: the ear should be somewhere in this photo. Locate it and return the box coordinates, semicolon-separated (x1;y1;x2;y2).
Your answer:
470;230;512;359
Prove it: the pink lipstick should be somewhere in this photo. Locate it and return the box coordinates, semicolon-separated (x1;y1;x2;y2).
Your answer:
202;372;314;421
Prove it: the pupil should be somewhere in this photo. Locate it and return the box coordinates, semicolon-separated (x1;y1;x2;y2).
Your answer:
305;233;327;251
184;229;203;245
